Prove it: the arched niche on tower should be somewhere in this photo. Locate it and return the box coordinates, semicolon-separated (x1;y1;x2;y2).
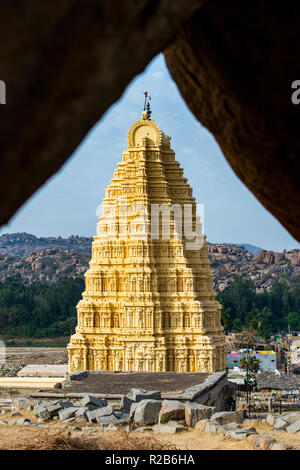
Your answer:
127;118;162;148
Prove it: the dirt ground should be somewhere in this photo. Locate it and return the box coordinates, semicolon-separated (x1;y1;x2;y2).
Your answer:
5;347;68;366
0;410;300;450
0;426;253;450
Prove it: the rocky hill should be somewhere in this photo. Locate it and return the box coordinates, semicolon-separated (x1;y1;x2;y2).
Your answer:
0;233;299;292
0;232;92;257
208;244;300;292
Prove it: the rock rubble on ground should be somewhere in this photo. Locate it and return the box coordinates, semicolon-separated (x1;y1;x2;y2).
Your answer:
0;390;299;450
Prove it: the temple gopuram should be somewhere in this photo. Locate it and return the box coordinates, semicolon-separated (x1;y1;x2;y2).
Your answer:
68;99;225;373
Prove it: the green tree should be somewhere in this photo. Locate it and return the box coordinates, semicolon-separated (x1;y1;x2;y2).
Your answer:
240;355;260;373
285;312;300;331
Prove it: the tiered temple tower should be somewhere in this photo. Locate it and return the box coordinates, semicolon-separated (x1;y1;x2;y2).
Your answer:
68;105;225;373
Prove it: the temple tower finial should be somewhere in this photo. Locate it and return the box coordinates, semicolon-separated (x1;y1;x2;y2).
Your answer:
142;91;152;120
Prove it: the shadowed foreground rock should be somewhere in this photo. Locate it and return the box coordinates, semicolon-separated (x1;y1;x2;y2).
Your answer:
1;1;299;243
165;1;300;241
0;0;202;227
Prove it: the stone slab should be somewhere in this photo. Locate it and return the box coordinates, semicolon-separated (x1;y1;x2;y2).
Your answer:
127;389;161;402
134;400;162;425
159;400;185;423
0;377;59;389
286;419;300;433
273;418;289;430
63;372;210;395
153;423;186;434
185;403;216;428
210;411;242;425
17;365;68;377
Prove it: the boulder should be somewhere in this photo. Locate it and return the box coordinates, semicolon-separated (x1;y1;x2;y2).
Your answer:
97;414;121;427
127;389;161;402
216;426;229;435
62;417;76;423
74;407;90;420
153;423;186;434
60;401;74;408
286;419;300;434
86;409;101;423
134;400;162;425
185;403;216;428
227;427;257;440
34;402;51;417
164;2;300;243
216;423;240;435
54;382;62;389
159;400;185;424
266;414;275;427
129;402;140;420
204;421;221;434
119;412;130;421
80;394;107;408
281;412;300;424
273;418;289;430
270;443;291;450
211;411;242;426
47;403;66;417
58;407;79;422
95;405;114;418
195;419;209;431
13;397;30;409
250;435;276;450
120;395;134;412
37;408;51;422
15;418;32;425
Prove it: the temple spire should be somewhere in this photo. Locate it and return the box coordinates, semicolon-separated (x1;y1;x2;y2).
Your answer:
67;111;225;374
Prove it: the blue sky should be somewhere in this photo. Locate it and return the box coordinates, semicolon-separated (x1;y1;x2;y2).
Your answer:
1;54;299;253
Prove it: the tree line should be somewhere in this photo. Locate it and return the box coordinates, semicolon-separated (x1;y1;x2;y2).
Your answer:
0;273;299;339
0;275;84;337
216;274;300;338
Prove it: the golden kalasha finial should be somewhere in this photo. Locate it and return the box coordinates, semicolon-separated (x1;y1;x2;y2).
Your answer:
143;91;152;120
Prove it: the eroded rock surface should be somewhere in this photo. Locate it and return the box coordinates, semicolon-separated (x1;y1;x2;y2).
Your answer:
0;0;202;228
165;2;300;241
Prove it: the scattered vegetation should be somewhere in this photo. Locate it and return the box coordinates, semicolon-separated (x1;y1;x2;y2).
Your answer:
22;430;177;450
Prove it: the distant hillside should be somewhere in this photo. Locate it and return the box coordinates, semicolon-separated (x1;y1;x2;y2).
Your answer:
231;243;262;255
208;244;300;292
0;233;299;292
0;232;92;257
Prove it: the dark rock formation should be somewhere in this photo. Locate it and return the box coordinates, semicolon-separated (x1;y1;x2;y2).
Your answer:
0;0;202;228
1;1;299;244
164;2;300;241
